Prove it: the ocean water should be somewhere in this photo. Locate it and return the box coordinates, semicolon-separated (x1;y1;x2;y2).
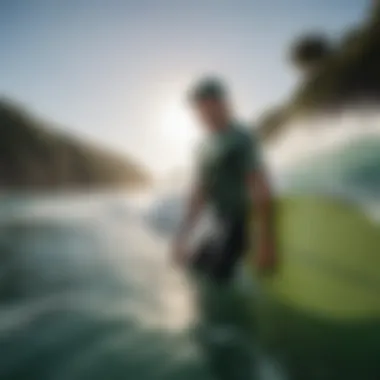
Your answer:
0;193;286;380
1;183;378;380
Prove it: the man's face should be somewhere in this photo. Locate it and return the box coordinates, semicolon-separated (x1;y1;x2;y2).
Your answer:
192;97;228;131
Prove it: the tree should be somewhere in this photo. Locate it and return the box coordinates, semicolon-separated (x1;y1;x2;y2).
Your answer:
289;34;333;73
341;28;362;48
370;0;380;26
257;106;287;140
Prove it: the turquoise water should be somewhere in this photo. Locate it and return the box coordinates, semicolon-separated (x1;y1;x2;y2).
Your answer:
0;194;282;380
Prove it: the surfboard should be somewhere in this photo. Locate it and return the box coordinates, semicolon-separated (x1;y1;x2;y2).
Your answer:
245;137;380;378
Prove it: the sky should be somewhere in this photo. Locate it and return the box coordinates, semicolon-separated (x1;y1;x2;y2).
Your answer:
0;0;369;179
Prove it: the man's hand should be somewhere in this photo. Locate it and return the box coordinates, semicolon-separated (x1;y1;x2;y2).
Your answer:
249;168;277;274
171;184;205;267
256;234;276;274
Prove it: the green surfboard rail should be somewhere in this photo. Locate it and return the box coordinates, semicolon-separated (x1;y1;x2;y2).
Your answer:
245;196;380;379
249;195;380;321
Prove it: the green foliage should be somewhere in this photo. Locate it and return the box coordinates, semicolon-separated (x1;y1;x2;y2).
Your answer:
0;100;150;189
289;34;332;71
341;27;362;49
256;106;289;140
259;3;380;140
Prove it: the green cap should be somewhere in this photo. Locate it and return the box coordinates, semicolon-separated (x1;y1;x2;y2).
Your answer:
188;76;227;102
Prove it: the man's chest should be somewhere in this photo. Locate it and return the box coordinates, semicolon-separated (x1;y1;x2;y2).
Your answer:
200;136;234;172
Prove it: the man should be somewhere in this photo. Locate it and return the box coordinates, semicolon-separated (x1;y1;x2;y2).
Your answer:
172;77;275;284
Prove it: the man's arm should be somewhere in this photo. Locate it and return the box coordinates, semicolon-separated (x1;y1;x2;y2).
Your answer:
248;166;276;272
172;182;206;263
178;183;205;241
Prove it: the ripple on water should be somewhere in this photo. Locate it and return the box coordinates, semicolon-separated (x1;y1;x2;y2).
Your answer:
0;202;218;380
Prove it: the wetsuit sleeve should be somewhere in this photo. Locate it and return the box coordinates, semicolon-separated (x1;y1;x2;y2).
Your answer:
242;132;262;174
193;142;206;190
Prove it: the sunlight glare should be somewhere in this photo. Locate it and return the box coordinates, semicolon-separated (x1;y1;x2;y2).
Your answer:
159;98;198;145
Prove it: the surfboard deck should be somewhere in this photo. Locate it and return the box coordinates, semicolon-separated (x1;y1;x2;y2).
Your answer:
246;195;380;378
248;195;380;320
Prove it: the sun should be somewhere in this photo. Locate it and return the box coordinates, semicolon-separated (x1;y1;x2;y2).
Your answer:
152;94;201;177
159;98;198;145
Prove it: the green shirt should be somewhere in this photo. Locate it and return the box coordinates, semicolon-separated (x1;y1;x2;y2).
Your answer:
197;122;261;218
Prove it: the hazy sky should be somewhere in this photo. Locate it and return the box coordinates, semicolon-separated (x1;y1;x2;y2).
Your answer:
0;0;369;178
